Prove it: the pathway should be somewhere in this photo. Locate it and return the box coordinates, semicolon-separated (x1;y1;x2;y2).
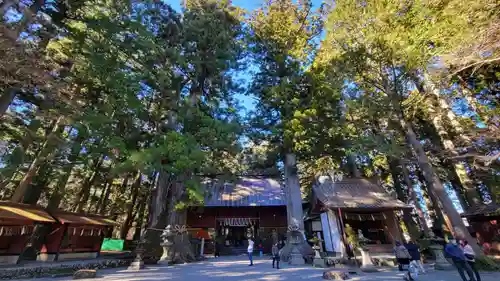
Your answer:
31;255;500;281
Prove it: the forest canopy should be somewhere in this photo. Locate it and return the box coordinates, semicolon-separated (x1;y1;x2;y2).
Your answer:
0;0;498;255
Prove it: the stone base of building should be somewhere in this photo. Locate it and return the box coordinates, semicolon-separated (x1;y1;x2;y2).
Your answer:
0;255;19;264
58;252;98;261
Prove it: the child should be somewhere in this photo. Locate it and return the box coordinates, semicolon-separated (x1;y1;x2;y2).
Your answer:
272;243;280;269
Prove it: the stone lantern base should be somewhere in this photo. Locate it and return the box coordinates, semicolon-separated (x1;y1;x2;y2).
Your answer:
359;248;378;272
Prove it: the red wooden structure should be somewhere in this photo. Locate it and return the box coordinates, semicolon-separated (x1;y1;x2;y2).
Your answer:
462;204;500;255
187;177;288;255
0;202;56;264
38;211;117;262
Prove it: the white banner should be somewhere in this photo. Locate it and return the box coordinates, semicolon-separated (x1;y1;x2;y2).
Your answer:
320;212;333;252
327;210;342;255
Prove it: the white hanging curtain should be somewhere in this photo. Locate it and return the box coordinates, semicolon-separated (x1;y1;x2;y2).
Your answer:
218;218;257;227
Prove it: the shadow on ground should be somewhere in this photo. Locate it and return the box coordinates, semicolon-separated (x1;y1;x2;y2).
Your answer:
29;255;500;281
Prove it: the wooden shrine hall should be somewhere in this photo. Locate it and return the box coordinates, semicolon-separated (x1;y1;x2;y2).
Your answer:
308;176;410;256
186;177;288;255
0;201;117;264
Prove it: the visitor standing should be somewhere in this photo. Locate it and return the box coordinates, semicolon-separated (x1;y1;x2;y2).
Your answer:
444;238;476;281
272;243;280;269
406;241;426;274
461;240;481;281
247;238;254;266
394;241;411;271
214;238;221;258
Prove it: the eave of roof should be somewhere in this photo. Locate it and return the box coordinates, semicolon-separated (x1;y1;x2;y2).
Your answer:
0;201;56;223
51;211;119;226
313;177;411;210
461;203;500;217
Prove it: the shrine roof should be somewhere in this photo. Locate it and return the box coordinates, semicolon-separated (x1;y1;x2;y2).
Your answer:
0;201;56;223
203;177;286;207
51;211;119;226
313;177;410;210
461;203;500;217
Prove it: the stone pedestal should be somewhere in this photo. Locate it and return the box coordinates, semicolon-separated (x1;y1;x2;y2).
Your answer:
313;245;325;267
314;257;326;268
430;244;453;270
359;248;377;272
159;243;172;264
128;260;145;270
289;245;305;265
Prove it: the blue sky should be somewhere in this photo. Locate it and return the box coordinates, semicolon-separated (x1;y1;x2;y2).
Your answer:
166;0;324;116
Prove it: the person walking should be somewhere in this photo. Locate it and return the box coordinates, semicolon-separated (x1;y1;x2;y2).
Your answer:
214;240;221;258
247;237;254;266
394;241;411;271
461;240;481;281
444;238;476;281
272;243;280;269
406;241;426;274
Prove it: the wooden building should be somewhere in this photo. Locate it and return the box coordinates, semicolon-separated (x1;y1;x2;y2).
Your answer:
309;177;410;256
38;211;117;261
0;202;56;264
187;177;288;254
462;204;500;255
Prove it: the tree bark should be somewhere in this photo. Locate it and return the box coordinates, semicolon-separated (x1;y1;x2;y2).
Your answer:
108;174;130;216
136;171;171;263
401;160;431;237
400;118;480;253
415;74;482;208
97;179;113;214
73;156;104;213
133;192;149;241
22;163;52;205
389;159;419;240
10;116;64;203
120;171;141;239
47;135;85;210
347;154;361;178
0;88;16;118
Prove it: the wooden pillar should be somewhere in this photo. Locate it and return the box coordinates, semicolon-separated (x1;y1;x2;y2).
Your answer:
384;211;403;243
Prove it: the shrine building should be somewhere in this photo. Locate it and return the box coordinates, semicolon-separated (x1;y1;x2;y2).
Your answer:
308;176;410;256
186;177;288;254
187;175;409;257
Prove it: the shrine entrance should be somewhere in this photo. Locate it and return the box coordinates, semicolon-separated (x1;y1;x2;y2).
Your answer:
216;218;259;253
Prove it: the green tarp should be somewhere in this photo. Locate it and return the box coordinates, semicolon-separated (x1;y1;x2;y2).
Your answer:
101;238;124;251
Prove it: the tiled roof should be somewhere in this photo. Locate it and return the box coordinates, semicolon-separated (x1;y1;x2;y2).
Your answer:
203;177;286;207
313;177;409;209
461;203;500;217
0;201;56;223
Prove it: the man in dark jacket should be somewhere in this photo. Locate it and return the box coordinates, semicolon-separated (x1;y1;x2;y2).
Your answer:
444;238;476;281
405;241;425;274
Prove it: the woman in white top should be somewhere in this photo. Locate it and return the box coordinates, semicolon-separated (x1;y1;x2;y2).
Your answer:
460;240;481;281
247;238;254;266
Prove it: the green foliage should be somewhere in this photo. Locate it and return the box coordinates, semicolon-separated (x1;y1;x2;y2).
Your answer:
344;224;360;249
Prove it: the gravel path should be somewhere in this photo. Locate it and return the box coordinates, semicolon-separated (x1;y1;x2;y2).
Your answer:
30;255;500;281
